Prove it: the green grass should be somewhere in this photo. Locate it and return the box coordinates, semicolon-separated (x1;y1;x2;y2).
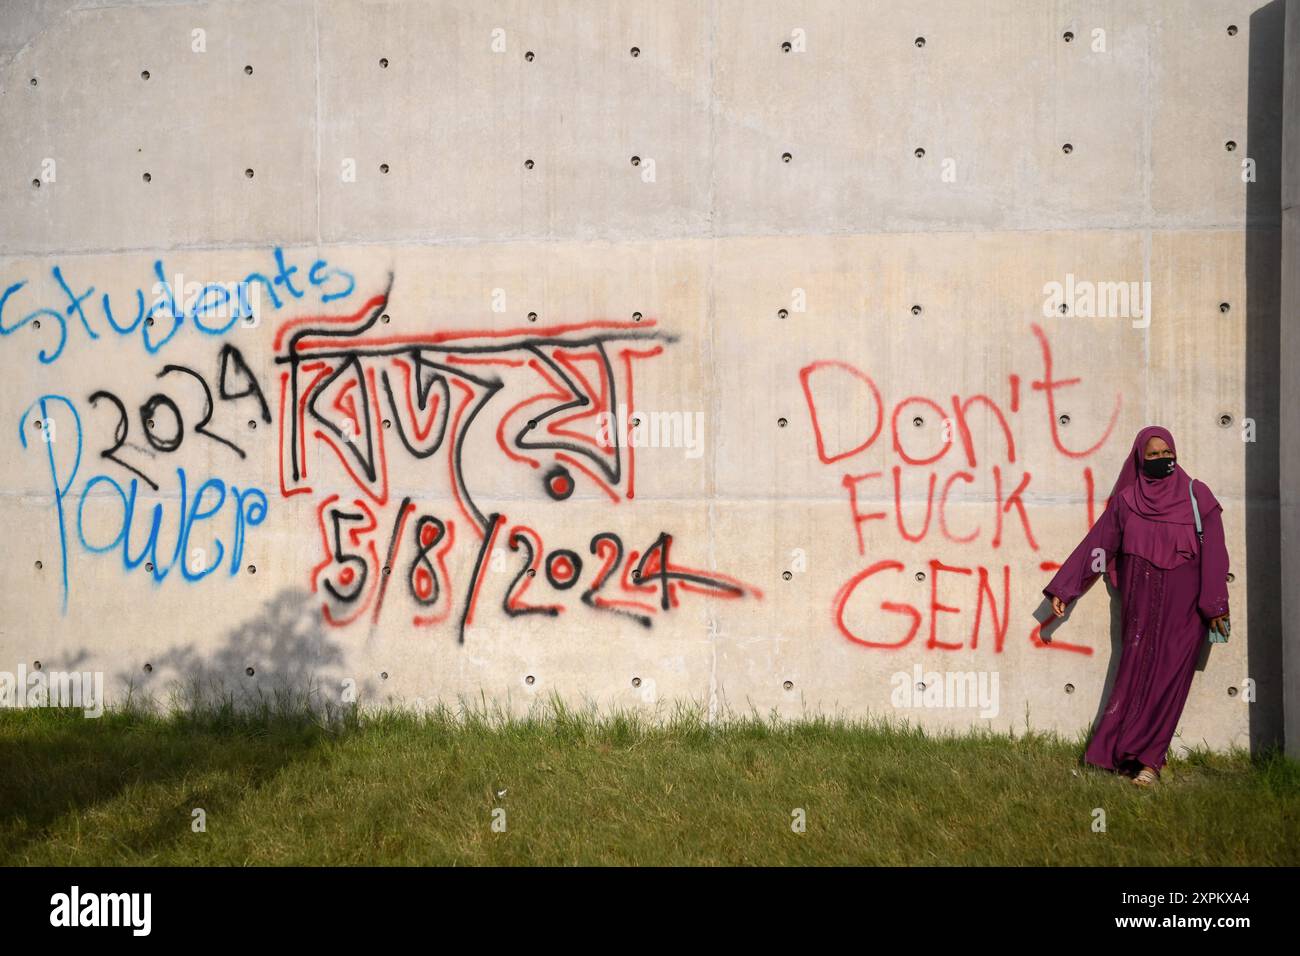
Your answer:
1;698;1296;865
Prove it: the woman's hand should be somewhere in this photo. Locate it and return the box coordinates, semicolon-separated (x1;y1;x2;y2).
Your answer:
1209;614;1230;639
1051;596;1066;618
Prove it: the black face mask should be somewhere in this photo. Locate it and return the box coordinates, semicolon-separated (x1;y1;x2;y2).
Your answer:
1142;457;1176;479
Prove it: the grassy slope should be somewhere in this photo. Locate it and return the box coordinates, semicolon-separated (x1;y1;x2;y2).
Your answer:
2;703;1296;866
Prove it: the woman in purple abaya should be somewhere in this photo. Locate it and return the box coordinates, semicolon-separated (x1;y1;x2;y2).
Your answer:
1043;426;1231;787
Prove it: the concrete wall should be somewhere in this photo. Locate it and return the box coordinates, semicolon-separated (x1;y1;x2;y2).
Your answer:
1282;0;1299;759
0;0;1287;753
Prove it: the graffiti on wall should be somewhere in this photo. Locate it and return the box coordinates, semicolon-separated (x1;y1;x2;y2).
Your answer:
10;254;761;638
10;248;1121;656
1;247;355;363
801;323;1122;656
17;346;274;612
278;279;761;639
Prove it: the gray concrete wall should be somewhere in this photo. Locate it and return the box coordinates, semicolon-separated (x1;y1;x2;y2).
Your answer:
0;0;1287;753
1282;0;1299;759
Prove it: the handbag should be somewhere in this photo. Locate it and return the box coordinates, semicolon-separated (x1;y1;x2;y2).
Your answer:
1190;478;1229;643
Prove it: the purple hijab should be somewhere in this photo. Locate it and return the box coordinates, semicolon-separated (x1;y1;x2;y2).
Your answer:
1102;426;1218;585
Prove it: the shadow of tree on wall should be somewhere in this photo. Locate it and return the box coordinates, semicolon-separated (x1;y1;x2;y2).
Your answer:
118;587;368;715
0;588;377;862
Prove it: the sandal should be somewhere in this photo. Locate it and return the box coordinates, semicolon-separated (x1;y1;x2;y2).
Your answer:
1132;767;1159;788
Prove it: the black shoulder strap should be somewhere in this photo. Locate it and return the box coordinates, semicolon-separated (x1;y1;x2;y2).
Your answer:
1189;478;1202;540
